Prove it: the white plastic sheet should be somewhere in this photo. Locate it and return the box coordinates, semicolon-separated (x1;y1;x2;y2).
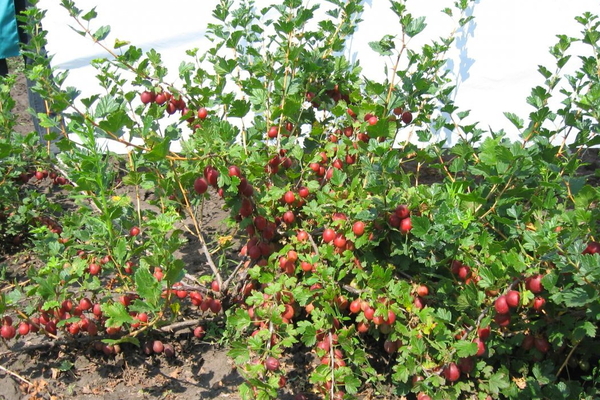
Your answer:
38;0;599;152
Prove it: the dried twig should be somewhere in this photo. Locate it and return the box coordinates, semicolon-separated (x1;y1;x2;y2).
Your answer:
223;258;250;292
556;340;581;379
0;364;33;386
159;319;204;333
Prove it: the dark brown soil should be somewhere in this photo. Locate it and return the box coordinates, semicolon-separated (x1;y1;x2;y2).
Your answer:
9;65;32;137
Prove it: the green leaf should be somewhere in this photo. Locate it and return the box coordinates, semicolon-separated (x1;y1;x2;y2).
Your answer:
134;267;162;307
178;61;195;77
101;302;133;328
37;113;59;129
477;267;496;289
144;137;171;162
239;383;252;400
329;168;347;186
0;143;11;158
5;288;23;306
95;96;120;118
504;112;524;129
532;361;554;385
455;340;477;357
68;25;87;37
81;8;97;21
250;87;267;106
369;35;395;56
343;373;361;394
113;38;130;49
228;341;251;364
42;300;61;312
58;360;74;371
456;283;484;311
552;287;594;308
164;259;186;285
435;308;452;322
98;109;131;134
488;370;510;394
34;274;60;301
459;16;474;27
214;57;237;75
574;185;597;209
405;16;426;37
368;265;393;290
103;336;140;346
410;215;430;237
112;238;128;266
228;99;250;118
227;308;252;332
393;364;410;384
538;65;552;79
389;1;405;18
92;25;111;42
572;321;596;341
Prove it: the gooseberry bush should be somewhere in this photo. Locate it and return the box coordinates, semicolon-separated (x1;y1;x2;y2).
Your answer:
2;0;600;398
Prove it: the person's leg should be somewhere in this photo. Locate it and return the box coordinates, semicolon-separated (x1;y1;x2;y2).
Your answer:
13;0;27;44
0;59;8;76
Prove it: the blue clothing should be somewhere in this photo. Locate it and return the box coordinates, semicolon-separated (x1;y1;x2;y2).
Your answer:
1;0;20;58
